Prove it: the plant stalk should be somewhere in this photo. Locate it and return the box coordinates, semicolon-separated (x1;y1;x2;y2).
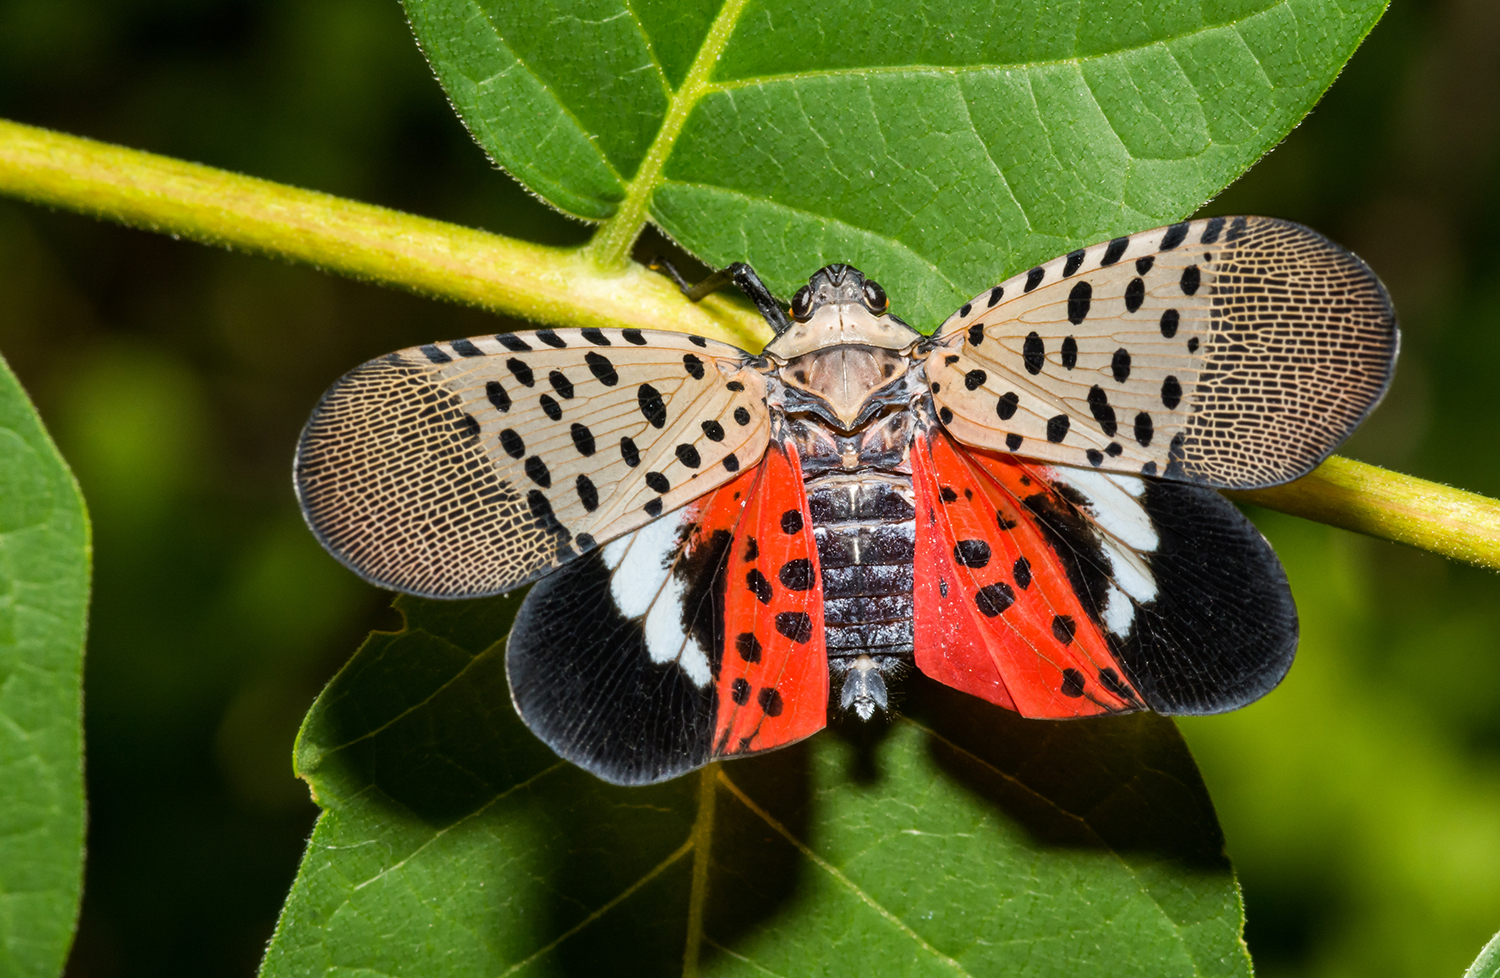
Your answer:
1228;457;1500;571
0;118;770;351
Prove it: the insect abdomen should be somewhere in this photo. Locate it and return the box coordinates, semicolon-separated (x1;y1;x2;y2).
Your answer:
808;475;917;661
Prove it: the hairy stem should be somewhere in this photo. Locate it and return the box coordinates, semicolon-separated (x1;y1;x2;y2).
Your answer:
1;118;1496;569
1228;457;1500;572
0;119;770;351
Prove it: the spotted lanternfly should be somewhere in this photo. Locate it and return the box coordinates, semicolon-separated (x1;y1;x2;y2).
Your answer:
296;216;1398;785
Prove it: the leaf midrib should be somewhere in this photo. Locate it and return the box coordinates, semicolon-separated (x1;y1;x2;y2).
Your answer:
587;0;756;270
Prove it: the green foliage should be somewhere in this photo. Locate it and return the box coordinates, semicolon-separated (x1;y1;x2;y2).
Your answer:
408;0;1388;325
264;595;1247;977
0;354;89;977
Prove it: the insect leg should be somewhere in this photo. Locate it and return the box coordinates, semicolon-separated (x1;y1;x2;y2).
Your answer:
648;258;793;336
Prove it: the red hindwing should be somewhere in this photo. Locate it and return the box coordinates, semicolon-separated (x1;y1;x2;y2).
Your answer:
911;428;1144;717
706;441;828;758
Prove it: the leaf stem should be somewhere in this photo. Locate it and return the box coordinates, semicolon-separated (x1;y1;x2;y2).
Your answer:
1;119;1497;571
1228;457;1500;571
0;118;770;350
585;0;753;271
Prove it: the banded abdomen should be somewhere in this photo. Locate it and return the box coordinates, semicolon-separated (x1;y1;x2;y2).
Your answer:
806;471;916;718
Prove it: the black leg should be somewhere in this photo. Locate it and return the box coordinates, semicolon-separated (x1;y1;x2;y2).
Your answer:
648;258;792;335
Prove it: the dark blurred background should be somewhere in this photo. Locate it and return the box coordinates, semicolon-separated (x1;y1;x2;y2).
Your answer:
0;0;1496;975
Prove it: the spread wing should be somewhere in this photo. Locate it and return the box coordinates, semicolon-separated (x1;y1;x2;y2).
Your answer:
911;428;1298;717
295;327;770;597
924;216;1398;489
506;443;827;786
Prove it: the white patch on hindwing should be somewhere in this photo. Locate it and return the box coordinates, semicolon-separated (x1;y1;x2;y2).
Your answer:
1046;466;1160;638
1053;469;1158;551
601;509;712;687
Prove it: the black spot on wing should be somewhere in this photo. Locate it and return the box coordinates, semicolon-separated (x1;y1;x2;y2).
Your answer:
1162;376;1182;410
1067;281;1091;324
575;474;598;511
746;569;773;605
953;539;991;568
974;582;1015;617
1023;333;1045;375
486;380;511;413
638;384;667;428
524;456;551;488
773;613;812;644
507;358;535;387
1160;309;1180;338
778;558;815;591
1088;385;1117;436
586;352;619;386
571;423;596;456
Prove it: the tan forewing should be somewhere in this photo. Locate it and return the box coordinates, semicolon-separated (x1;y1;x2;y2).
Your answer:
925;216;1398;489
295;327;770;598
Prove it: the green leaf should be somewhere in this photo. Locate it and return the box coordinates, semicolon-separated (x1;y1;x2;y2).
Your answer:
406;0;1388;325
1468;931;1500;978
0;353;90;977
262;595;1247;976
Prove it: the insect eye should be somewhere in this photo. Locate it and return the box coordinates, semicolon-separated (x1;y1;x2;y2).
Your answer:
863;279;888;312
790;286;813;321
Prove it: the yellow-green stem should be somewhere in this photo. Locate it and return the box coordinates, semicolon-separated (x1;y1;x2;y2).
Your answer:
1;118;1497;571
0;119;770;350
1228;457;1500;571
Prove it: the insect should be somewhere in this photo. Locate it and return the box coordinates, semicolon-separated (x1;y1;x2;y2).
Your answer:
295;216;1398;785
